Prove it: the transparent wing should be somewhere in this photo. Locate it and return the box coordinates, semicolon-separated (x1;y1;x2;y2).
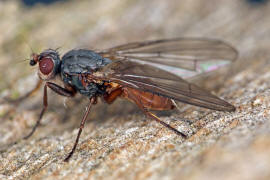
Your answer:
99;38;238;78
91;61;235;112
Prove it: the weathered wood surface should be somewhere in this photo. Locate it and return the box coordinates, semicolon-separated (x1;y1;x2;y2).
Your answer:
0;0;270;179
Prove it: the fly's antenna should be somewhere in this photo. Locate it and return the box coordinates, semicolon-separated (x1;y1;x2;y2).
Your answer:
15;58;31;65
13;39;36;65
21;36;36;55
26;42;34;55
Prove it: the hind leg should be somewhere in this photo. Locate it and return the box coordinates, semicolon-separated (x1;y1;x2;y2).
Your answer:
122;87;187;137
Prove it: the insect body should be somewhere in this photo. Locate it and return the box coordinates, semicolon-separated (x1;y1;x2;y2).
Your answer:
61;49;112;97
27;38;238;161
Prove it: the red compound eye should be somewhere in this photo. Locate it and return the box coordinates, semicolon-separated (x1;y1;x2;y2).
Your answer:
39;57;54;75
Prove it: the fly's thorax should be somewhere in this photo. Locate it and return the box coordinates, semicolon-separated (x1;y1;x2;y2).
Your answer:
60;49;112;74
60;49;112;97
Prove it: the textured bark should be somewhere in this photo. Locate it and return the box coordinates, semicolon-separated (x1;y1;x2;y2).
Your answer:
0;0;270;179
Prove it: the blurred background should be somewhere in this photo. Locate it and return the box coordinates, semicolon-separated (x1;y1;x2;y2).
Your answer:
0;0;270;179
1;0;269;91
1;0;268;109
1;0;269;90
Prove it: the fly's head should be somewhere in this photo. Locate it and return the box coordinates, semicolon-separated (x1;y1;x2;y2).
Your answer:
30;49;61;80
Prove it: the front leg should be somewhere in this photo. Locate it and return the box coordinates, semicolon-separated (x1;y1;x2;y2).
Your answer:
24;82;76;139
2;79;42;104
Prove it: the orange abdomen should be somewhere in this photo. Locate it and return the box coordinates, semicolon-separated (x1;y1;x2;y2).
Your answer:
122;87;174;111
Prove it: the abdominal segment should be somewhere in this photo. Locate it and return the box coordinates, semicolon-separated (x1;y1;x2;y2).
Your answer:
122;87;175;111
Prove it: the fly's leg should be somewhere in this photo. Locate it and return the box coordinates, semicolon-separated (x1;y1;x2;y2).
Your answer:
142;108;187;138
122;87;187;138
64;97;95;162
23;82;76;139
3;80;42;104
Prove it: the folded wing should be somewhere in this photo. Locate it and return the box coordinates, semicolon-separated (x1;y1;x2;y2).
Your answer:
92;61;235;111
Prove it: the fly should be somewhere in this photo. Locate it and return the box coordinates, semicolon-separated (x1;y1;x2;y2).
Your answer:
24;37;238;161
